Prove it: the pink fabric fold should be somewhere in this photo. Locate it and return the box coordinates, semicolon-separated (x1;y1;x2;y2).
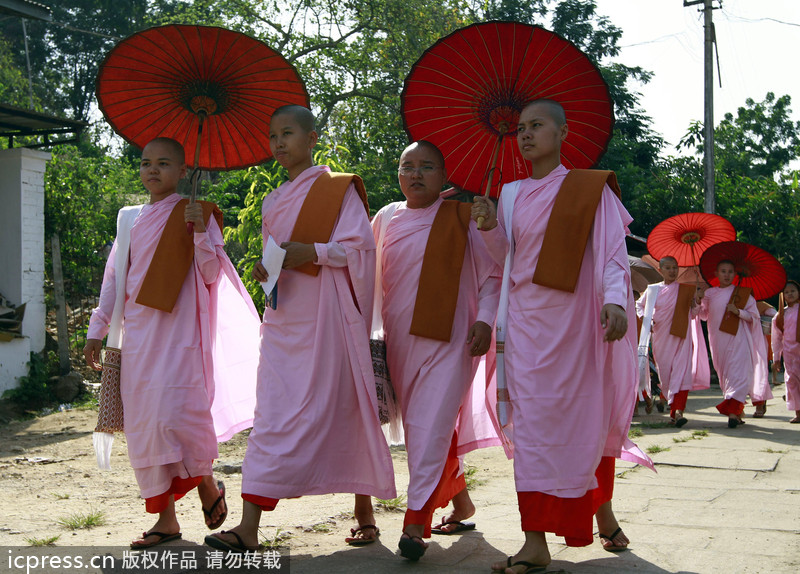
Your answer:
373;198;503;509
480;165;649;500
88;193;260;499
772;305;800;410
241;165;396;500
700;285;772;404
636;283;710;407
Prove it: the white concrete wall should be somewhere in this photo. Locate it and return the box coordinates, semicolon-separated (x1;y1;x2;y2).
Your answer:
0;147;50;392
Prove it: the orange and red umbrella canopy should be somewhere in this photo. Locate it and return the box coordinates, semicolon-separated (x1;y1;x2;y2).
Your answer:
96;24;308;171
647;212;736;268
699;240;786;300
401;21;614;197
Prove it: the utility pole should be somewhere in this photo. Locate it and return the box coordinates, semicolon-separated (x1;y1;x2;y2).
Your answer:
684;0;718;213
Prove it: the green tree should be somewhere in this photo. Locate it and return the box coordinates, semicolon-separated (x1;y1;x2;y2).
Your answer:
680;93;800;181
0;0;146;120
44;146;144;298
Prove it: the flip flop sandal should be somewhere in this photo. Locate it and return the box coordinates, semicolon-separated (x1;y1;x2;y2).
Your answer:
204;530;258;553
599;526;628;552
203;480;228;530
493;556;547;573
398;534;427;561
345;524;380;546
675;416;688;427
431;517;476;535
130;531;182;549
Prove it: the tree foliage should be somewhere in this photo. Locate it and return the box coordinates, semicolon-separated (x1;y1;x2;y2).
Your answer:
1;0;798;304
44;145;144;297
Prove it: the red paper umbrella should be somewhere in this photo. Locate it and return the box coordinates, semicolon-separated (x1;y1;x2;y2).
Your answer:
96;24;308;171
699;241;787;300
401;21;613;198
647;212;736;267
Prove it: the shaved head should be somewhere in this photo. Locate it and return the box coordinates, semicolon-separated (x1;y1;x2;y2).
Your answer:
521;99;566;126
659;255;678;267
272;105;316;133
401;140;445;167
145;137;185;164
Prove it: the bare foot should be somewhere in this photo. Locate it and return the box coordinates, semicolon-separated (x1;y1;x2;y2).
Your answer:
206;525;259;551
433;488;475;533
131;516;180;548
347;494;379;544
596;501;629;551
198;476;227;529
491;532;551;573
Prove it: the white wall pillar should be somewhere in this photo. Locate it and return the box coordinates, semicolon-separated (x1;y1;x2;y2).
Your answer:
0;147;50;392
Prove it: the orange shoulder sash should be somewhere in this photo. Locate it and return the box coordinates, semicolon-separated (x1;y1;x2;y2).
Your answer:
289;171;369;276
719;286;752;336
409;200;472;342
531;169;621;292
136;199;223;313
669;283;697;338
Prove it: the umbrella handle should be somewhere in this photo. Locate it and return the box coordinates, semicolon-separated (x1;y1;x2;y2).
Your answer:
477;123;509;230
187;110;207;234
186;167;201;234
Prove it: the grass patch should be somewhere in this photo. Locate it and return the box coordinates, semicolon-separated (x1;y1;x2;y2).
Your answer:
57;510;106;530
691;430;708;438
25;535;60;546
672;435;691;443
308;522;332;533
464;465;486;490
51;493;70;500
640;421;673;429
260;527;292;549
762;448;786;454
375;494;407;512
645;445;670;455
73;394;98;410
628;428;643;439
336;511;355;520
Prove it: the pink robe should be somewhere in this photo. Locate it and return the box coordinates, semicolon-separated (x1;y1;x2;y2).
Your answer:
480;165;639;498
699;286;772;404
636;283;710;405
241;165;396;500
772;306;800;410
372;198;502;509
88;193;261;498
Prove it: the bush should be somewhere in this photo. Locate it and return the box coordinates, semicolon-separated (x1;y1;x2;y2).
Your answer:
2;351;60;409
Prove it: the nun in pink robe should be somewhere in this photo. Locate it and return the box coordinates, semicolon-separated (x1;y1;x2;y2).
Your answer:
241;165;396;503
88;193;261;507
478;164;644;546
636;282;710;417
699;285;772;417
371;197;504;535
772;301;800;415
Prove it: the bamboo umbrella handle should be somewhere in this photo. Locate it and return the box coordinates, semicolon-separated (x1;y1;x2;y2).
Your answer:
477;122;509;230
187;110;208;233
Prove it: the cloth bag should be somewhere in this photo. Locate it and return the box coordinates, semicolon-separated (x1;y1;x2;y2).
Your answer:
93;205;142;469
371;202;402;443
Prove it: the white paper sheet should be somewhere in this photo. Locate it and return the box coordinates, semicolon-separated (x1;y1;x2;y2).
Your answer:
260;235;286;296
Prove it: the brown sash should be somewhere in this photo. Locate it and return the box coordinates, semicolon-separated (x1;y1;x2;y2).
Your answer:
532;169;622;292
289;171;369;276
719;286;752;336
136;199;223;313
774;300;799;343
669;283;697;338
409;200;472;342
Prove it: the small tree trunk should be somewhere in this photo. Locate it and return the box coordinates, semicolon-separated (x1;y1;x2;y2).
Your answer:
51;233;71;375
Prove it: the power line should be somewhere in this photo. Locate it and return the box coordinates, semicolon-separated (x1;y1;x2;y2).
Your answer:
722;13;800;28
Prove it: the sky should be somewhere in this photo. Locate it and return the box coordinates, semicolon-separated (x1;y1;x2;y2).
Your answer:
592;0;800;154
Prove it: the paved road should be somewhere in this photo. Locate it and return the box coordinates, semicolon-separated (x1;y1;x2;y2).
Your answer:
289;382;800;574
